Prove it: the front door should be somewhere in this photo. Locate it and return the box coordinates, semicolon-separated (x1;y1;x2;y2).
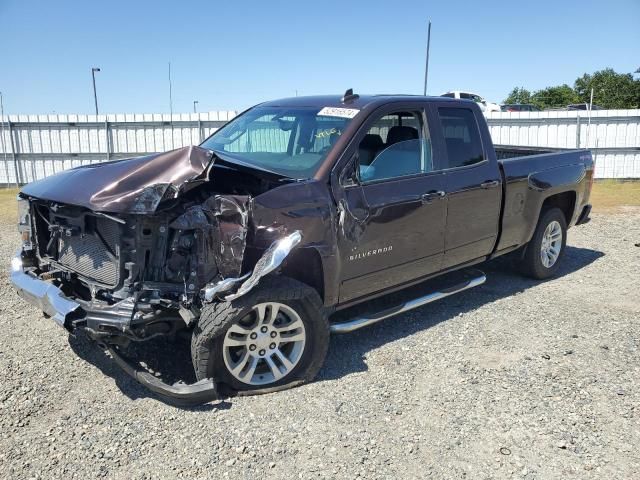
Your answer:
335;106;447;303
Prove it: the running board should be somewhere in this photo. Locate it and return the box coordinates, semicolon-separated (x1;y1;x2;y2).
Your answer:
330;270;486;334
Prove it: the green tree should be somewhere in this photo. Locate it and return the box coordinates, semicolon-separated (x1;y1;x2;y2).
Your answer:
503;87;533;104
574;68;640;109
531;84;580;109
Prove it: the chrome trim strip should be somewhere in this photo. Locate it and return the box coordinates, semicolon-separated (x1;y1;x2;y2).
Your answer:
202;273;250;302
224;231;302;301
330;272;486;334
10;253;81;327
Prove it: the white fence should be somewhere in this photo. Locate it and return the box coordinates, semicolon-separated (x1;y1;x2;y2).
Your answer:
1;109;639;185
0;112;236;186
485;109;640;178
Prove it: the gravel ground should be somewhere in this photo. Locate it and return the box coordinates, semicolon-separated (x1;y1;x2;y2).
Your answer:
1;210;639;479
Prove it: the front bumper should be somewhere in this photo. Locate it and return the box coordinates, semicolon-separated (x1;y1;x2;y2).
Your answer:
11;255;81;328
9;252;219;405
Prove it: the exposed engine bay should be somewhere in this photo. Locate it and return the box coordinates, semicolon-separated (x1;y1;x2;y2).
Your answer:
16;146;301;346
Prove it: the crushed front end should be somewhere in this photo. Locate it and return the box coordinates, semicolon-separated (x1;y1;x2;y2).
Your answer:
20;178;271;400
9;145;315;404
13;192;249;335
11;191;258;403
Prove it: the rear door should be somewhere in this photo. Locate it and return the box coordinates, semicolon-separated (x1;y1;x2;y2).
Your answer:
430;104;502;269
335;103;447;303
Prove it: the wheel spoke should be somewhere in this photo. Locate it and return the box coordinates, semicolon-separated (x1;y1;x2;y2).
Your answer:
224;336;248;348
273;348;294;371
266;303;280;325
230;351;251;375
279;331;305;343
238;356;258;382
265;355;284;380
275;317;304;333
254;304;267;325
227;323;252;336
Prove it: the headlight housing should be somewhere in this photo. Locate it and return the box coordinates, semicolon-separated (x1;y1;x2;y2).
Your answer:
17;196;34;251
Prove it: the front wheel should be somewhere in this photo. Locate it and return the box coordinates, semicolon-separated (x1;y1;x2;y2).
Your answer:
519;207;567;279
191;276;329;396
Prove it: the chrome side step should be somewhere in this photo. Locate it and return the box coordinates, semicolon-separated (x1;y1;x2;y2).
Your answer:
329;271;486;334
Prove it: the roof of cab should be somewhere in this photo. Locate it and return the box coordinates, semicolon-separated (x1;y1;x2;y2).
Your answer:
260;94;460;109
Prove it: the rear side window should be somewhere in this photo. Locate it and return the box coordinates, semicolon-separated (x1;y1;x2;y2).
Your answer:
437;107;485;169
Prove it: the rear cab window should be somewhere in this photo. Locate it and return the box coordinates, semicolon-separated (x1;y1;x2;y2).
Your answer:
437;107;485;169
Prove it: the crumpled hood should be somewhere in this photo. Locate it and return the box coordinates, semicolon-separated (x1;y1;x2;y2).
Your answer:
20;145;214;213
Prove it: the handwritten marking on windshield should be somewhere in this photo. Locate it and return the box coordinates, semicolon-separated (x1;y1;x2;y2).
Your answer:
315;128;341;139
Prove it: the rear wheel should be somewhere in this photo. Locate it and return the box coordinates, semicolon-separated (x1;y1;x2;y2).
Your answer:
519;207;567;279
191;276;329;395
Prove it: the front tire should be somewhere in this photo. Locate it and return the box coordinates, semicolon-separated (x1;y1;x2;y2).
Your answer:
519;207;567;279
191;276;329;396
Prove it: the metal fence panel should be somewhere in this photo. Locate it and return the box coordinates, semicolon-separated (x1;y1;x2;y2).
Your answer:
1;109;639;184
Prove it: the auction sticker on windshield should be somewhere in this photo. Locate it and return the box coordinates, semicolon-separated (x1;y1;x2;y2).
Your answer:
318;107;360;119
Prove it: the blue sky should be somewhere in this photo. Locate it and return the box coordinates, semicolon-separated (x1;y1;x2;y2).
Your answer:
0;0;638;114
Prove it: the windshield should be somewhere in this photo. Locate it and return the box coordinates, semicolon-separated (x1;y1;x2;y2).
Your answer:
200;106;358;178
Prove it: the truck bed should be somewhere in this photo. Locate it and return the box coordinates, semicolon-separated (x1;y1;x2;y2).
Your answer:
494;148;594;254
494;144;565;160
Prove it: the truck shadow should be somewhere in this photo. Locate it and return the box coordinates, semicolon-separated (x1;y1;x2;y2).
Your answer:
67;245;602;407
319;245;604;382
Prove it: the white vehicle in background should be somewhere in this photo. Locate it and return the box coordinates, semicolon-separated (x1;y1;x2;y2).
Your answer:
440;91;501;113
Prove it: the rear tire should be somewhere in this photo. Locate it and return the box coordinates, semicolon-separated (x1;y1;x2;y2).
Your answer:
519;207;567;279
191;276;329;396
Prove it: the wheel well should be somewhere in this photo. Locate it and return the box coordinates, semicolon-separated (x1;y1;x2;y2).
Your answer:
541;191;576;225
280;248;325;302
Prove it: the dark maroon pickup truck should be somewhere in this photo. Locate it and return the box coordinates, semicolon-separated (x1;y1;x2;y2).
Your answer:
11;91;593;404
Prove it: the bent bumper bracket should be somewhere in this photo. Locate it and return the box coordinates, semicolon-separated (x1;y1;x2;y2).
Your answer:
105;345;219;406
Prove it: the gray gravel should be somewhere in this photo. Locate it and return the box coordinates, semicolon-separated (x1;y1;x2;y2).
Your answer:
1;210;639;479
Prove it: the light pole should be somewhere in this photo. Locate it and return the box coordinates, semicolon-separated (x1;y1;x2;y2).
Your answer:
193;100;199;113
91;67;101;115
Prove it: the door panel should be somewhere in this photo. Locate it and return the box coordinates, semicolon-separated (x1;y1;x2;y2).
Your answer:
338;173;446;302
334;103;448;304
431;104;502;269
443;166;501;268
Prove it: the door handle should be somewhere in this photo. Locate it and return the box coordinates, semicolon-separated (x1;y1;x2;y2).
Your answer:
480;180;500;189
421;190;446;203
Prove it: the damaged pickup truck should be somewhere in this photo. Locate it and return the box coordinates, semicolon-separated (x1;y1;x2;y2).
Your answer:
11;91;593;404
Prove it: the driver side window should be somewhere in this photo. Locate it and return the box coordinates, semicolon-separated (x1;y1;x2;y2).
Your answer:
357;110;432;183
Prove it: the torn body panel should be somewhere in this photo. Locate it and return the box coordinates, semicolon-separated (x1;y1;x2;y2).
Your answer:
169;194;250;283
249;180;341;305
223;230;302;301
